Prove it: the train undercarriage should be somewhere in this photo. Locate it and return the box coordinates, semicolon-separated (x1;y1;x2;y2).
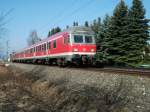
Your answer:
12;54;96;67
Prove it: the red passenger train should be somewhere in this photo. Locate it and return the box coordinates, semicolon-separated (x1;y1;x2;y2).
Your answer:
11;26;96;66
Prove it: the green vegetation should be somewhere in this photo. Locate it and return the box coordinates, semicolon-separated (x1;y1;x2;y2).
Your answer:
91;0;150;67
84;21;89;27
47;27;61;37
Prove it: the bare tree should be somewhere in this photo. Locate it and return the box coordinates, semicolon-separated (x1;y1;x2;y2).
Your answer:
27;30;41;46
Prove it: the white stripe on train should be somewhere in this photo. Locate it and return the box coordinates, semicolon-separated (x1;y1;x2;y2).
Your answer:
14;52;96;60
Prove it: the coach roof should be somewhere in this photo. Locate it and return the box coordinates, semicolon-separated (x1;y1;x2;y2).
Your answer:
14;26;95;53
64;26;95;35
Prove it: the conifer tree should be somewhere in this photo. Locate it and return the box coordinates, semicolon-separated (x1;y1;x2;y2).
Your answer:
98;15;111;46
55;27;61;33
127;0;149;66
91;18;101;35
96;15;111;64
73;22;76;26
107;0;129;66
47;27;61;37
66;25;69;29
84;21;89;27
47;31;51;37
75;22;78;26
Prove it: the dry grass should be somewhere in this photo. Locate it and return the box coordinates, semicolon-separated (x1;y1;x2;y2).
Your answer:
0;66;52;112
0;65;150;112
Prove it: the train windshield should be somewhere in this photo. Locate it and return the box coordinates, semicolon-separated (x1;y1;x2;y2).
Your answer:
74;35;83;43
85;36;93;43
73;35;94;44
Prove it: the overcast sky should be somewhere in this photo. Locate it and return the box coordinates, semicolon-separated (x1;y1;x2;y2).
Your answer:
0;0;150;52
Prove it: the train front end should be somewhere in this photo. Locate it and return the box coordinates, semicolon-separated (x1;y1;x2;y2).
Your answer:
68;27;96;65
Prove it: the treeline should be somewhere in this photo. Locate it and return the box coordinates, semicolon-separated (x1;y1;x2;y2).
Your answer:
87;0;149;67
47;21;80;37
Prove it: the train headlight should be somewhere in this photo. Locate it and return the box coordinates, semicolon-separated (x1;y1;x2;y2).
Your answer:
73;48;78;52
91;49;94;52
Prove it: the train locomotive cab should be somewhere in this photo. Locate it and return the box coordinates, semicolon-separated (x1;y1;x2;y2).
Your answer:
67;26;96;65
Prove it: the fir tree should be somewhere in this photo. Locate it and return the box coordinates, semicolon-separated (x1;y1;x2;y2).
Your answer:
66;25;69;29
84;21;89;27
51;28;55;35
98;15;111;46
47;31;51;37
75;22;78;26
47;27;61;37
91;18;101;35
107;0;129;66
73;21;78;26
73;22;76;26
55;27;61;33
127;0;149;66
96;15;111;64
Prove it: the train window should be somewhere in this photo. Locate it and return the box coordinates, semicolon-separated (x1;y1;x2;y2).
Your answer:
49;42;51;49
68;37;70;43
42;44;44;51
74;35;83;43
47;42;51;49
31;48;33;53
44;43;46;51
85;36;93;43
33;48;34;52
30;49;32;53
38;46;40;51
37;46;39;52
53;40;56;48
47;42;49;49
40;46;41;51
36;46;38;52
64;37;67;44
39;45;42;51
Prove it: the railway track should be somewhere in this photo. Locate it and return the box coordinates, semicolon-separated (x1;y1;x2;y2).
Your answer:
12;62;150;77
68;67;150;77
67;66;150;77
100;67;150;75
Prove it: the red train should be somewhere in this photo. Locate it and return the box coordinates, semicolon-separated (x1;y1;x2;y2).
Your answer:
11;26;96;66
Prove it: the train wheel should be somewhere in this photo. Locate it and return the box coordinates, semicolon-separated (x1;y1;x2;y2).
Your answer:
57;58;61;66
57;58;67;67
62;59;67;67
48;59;53;65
